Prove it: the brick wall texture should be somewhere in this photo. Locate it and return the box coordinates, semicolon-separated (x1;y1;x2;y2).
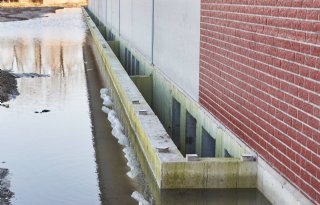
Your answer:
199;0;319;203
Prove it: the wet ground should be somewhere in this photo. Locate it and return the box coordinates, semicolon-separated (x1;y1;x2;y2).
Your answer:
0;70;18;103
0;7;61;22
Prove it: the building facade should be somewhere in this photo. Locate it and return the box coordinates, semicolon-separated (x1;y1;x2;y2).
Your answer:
87;0;319;204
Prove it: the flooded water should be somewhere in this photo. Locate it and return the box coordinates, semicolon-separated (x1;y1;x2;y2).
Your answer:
0;7;271;205
0;8;102;205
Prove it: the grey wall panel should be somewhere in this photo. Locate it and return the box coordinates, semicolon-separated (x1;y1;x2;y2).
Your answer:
97;0;102;22
111;0;120;34
119;0;132;41
106;0;112;26
100;0;107;25
131;0;152;61
153;0;200;101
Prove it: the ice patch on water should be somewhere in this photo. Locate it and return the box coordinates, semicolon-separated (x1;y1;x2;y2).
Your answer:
100;88;113;107
101;88;141;179
100;88;109;95
123;146;140;179
101;106;111;114
131;191;150;205
102;96;113;108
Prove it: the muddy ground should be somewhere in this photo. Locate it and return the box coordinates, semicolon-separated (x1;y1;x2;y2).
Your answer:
0;70;18;103
0;168;14;205
0;6;62;22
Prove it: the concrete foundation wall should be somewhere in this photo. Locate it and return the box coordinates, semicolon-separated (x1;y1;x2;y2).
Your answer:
83;8;257;190
85;2;315;204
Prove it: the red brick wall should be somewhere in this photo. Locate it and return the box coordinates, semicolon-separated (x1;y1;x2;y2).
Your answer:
199;0;319;203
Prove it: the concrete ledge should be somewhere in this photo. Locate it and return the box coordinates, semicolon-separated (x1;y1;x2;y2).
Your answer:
83;7;257;189
162;159;257;189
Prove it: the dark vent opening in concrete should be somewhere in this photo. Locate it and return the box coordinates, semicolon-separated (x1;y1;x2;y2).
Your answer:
201;128;215;157
185;111;196;155
124;48;128;72
122;47;142;77
128;51;131;75
132;56;136;75
172;98;181;150
224;149;232;158
136;60;140;75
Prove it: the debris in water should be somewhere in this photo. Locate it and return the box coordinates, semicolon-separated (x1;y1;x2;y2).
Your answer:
41;109;50;113
0;104;9;108
35;109;51;114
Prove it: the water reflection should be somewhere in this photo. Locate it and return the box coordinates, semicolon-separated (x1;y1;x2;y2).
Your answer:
0;8;101;205
160;189;271;205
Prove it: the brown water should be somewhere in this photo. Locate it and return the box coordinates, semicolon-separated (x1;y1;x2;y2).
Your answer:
0;7;271;205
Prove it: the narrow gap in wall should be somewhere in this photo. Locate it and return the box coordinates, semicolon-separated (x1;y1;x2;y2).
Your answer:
122;47;142;76
224;149;232;158
201;128;216;157
124;48;128;72
172;98;181;150
185;111;197;155
128;51;131;76
108;30;111;41
136;60;140;75
132;56;136;75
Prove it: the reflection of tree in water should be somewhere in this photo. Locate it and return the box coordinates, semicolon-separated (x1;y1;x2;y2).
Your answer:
0;36;85;107
0;0;43;3
34;39;42;74
0;36;85;78
13;40;25;73
60;43;65;77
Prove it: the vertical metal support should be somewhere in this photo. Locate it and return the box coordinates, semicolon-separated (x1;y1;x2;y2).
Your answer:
151;0;155;65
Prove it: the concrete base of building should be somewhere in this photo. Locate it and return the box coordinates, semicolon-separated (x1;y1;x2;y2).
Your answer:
82;7;313;205
257;158;313;205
